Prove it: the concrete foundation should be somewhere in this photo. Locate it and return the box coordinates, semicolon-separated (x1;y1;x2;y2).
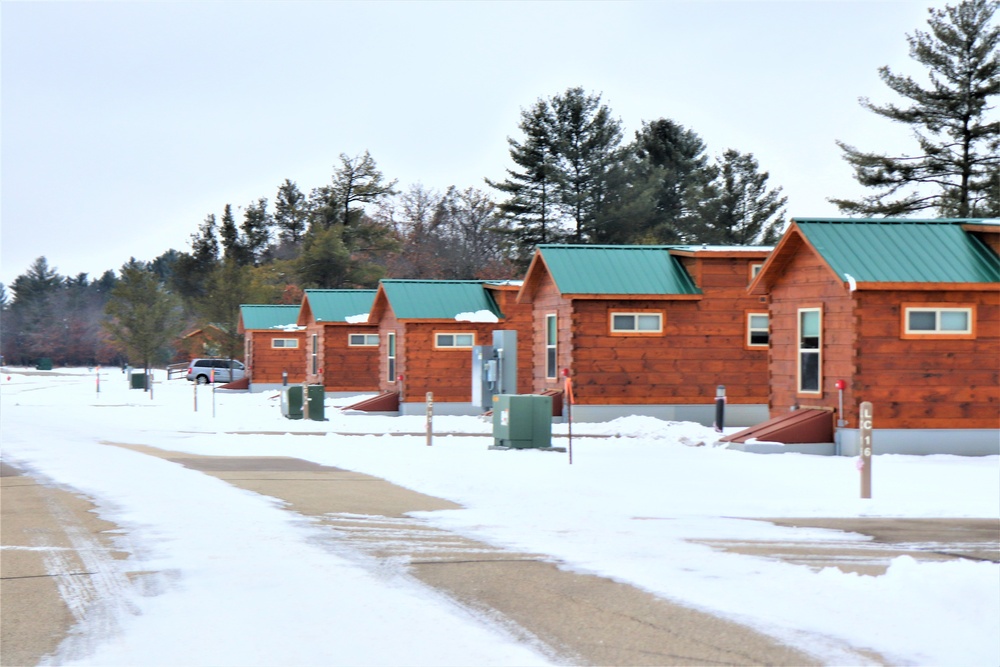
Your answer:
567;403;769;427
400;401;483;417
836;428;1000;456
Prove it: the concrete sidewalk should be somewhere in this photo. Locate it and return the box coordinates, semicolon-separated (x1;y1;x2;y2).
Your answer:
5;444;997;665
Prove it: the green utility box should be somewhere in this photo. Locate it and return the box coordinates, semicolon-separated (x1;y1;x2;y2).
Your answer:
305;384;325;421
35;358;53;371
282;385;304;419
130;372;148;390
492;394;553;449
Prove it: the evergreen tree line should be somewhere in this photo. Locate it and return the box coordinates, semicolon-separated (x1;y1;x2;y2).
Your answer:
1;0;995;369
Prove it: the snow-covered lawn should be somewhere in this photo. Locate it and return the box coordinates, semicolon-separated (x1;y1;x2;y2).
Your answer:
2;368;998;666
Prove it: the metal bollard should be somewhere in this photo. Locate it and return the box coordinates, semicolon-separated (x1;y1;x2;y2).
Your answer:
713;385;726;433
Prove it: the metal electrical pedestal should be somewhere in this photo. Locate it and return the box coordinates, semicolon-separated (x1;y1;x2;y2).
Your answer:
492;394;553;449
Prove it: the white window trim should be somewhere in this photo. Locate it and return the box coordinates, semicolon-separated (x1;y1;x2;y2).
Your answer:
311;334;319;375
903;305;974;337
348;333;379;347
610;312;663;334
387;332;396;383
271;338;300;349
545;314;557;380
746;312;769;348
434;332;476;349
797;307;822;395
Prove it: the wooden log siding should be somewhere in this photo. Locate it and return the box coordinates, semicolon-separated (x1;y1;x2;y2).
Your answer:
308;324;380;392
377;311;404;394
248;331;306;384
851;289;999;429
571;296;769;405
767;246;855;417
524;254;770;405
395;318;535;404
529;274;574;392
767;241;1000;430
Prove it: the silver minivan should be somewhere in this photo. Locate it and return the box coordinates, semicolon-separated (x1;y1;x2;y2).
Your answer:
185;358;246;384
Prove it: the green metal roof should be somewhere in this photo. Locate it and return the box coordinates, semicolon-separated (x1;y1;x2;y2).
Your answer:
379;280;503;320
536;245;701;295
794;219;1000;283
303;289;377;323
239;305;301;330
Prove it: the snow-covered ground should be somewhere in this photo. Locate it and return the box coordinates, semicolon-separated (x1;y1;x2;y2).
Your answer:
1;368;998;666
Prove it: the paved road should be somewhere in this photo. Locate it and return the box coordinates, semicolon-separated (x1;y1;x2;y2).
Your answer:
4;445;997;665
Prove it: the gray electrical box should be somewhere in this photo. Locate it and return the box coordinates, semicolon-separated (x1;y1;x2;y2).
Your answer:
472;330;518;411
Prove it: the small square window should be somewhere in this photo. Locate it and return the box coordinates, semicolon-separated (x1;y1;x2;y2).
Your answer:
349;334;379;346
610;312;663;334
903;305;974;339
435;332;475;348
747;313;769;348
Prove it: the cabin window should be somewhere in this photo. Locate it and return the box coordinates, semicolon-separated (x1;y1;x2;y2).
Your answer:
610;312;663;334
746;312;769;348
387;333;396;382
546;314;557;380
749;262;765;282
271;338;299;349
902;305;975;339
348;333;379;347
311;334;319;375
435;332;475;348
797;308;821;394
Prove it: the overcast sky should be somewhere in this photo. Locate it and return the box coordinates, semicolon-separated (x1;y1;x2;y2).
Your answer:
2;0;935;288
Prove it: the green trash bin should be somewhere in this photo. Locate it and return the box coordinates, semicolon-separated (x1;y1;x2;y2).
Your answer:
492;394;553;449
130;372;148;390
282;386;303;419
306;385;325;421
35;358;53;371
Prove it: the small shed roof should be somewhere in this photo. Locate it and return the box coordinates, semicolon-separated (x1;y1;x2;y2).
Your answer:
527;245;701;297
301;289;377;323
239;305;302;331
375;280;503;321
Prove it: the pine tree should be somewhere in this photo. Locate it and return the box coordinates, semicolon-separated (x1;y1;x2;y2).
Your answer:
627;118;713;243
692;150;787;245
172;214;220;302
330;151;399;227
219;204;246;263
104;264;182;386
240;198;271;264
274;179;308;245
297;224;352;288
487;99;566;256
550;87;624;242
832;0;1000;217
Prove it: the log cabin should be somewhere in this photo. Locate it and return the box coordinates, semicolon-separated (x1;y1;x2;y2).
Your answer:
238;305;305;391
296;289;380;395
516;244;773;425
368;280;533;415
174;325;230;364
747;218;1000;455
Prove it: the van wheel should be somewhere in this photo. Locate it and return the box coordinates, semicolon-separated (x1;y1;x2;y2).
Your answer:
196;375;209;385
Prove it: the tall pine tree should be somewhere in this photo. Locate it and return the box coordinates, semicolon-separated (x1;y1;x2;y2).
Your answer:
832;0;999;217
551;87;625;242
486;98;565;257
691;150;787;245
